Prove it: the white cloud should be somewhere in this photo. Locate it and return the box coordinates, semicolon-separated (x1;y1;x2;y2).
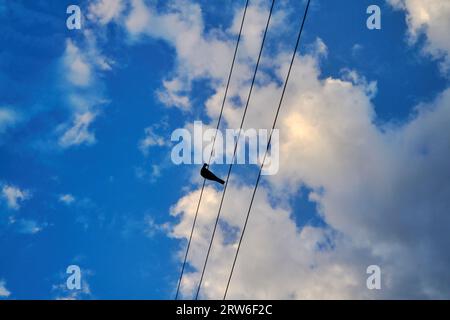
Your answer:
63;33;113;87
121;214;166;238
146;1;450;299
58;27;112;148
17;219;46;234
88;0;125;25
59;194;76;205
0;280;11;298
58;112;97;148
229;1;286;62
125;0;151;34
171;185;381;299
52;269;93;300
157;79;191;110
138;126;167;155
0;107;19;134
83;29;115;72
87;0;450;298
64;39;92;87
388;0;450;74
171;78;450;299
124;0;279;111
1;185;30;210
144;215;168;237
309;37;328;58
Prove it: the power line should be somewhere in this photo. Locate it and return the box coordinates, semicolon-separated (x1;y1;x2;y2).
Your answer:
223;0;311;300
195;0;276;300
174;0;250;300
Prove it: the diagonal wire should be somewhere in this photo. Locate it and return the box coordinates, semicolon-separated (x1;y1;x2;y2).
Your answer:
195;0;276;300
174;0;250;300
223;0;311;300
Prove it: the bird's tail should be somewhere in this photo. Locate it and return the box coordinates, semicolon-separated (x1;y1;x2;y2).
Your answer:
215;177;225;185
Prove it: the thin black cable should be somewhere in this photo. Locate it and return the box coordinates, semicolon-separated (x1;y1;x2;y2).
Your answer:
174;0;250;300
195;0;276;300
223;0;311;300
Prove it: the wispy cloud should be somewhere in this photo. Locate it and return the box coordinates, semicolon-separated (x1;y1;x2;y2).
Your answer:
52;271;93;300
351;43;363;56
16;219;47;235
138;126;167;156
63;39;93;87
58;112;97;148
144;215;169;237
0;107;20;134
135;164;163;183
121;214;168;238
59;194;76;205
58;27;112;148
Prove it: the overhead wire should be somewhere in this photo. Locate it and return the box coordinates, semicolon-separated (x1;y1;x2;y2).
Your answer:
174;0;250;300
195;0;276;300
223;0;312;300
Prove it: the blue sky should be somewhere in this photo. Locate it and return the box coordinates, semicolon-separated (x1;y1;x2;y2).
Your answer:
1;0;449;299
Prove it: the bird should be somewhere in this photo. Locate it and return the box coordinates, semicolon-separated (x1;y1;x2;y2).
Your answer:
200;163;225;185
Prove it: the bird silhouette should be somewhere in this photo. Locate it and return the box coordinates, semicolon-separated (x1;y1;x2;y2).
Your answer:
200;163;225;185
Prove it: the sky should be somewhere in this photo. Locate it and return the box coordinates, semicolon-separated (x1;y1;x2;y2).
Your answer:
0;0;449;299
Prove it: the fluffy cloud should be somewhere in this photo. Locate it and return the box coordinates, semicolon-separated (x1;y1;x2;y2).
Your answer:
388;0;450;74
157;79;191;110
270;59;450;298
123;0;284;111
82;0;450;298
151;1;450;299
88;0;125;25
1;184;30;210
171;184;383;299
171;70;450;299
0;280;11;298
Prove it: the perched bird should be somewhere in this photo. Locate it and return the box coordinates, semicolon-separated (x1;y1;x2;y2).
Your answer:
200;163;225;185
